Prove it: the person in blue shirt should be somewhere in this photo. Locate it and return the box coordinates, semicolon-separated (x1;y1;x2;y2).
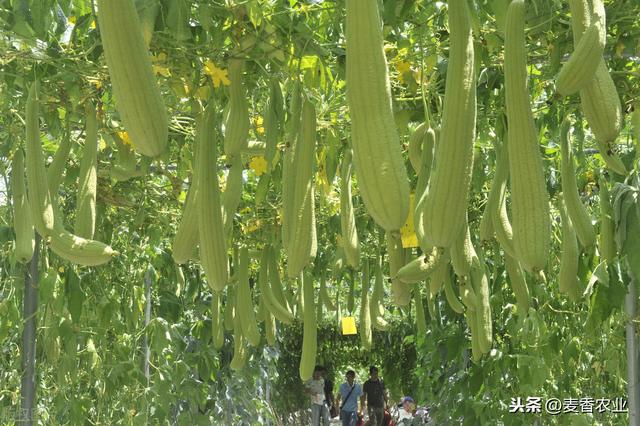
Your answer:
339;370;363;426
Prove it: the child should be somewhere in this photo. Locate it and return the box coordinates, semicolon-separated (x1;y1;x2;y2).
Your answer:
397;396;416;425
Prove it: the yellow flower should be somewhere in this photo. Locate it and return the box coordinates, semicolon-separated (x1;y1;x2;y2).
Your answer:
68;16;77;25
242;219;262;234
396;61;412;85
88;78;102;90
204;61;231;88
117;131;132;146
58;266;65;273
396;61;411;74
249;156;268;176
254;116;265;135
299;4;311;14
152;64;171;77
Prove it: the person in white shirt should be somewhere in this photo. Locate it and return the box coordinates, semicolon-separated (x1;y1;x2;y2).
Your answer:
304;365;330;425
397;396;416;425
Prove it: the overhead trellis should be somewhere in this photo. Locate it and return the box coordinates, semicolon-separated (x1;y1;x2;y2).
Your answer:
0;0;639;424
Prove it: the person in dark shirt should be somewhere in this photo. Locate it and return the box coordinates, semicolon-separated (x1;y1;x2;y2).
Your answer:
320;366;336;417
360;366;388;426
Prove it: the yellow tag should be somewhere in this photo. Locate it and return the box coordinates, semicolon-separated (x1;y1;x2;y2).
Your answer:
401;233;419;249
400;193;419;248
341;317;357;335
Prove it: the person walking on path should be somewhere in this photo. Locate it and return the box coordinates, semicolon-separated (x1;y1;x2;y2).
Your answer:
397;396;416;425
321;366;337;418
304;365;330;426
360;366;388;426
339;370;363;426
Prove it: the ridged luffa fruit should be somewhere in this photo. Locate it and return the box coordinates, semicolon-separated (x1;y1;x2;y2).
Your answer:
419;0;476;249
504;0;550;272
97;0;168;157
345;0;410;231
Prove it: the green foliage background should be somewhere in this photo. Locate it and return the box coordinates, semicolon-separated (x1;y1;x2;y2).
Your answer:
0;0;639;424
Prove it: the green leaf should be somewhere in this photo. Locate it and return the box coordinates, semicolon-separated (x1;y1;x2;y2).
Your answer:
0;226;12;243
587;272;627;327
31;0;55;39
71;0;92;16
39;267;58;306
166;0;191;41
382;0;397;27
58;317;76;358
612;183;640;281
66;269;85;324
621;203;640;281
246;0;263;28
584;261;609;297
490;0;509;33
12;18;36;39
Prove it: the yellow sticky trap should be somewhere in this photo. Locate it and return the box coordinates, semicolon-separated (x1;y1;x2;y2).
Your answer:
341;317;357;335
401;193;419;248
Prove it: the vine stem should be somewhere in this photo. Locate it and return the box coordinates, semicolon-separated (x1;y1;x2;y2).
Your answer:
540;300;579;315
625;266;639;425
142;267;154;384
20;233;40;426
